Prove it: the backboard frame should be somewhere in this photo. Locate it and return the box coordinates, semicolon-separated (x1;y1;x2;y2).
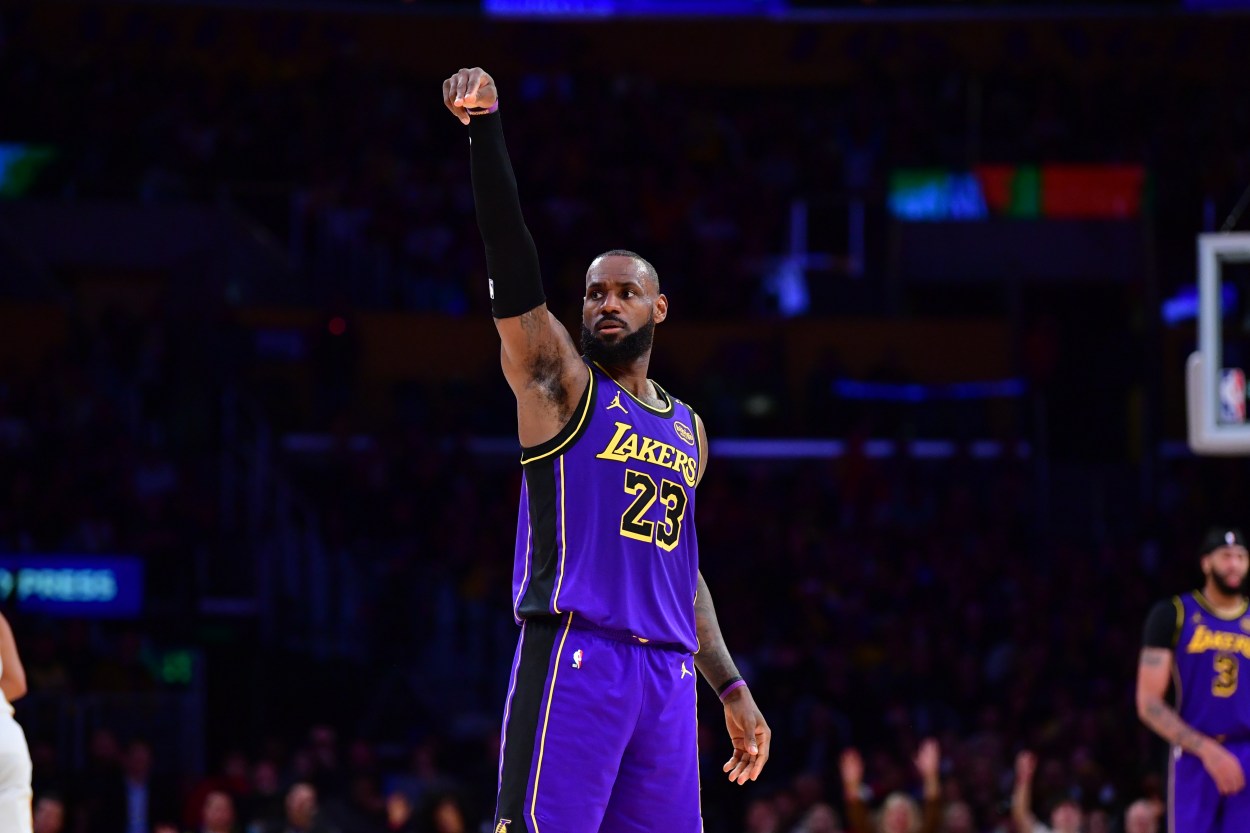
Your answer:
1187;232;1250;455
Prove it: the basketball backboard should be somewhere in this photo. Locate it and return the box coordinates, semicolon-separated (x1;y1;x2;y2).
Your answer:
1186;232;1250;455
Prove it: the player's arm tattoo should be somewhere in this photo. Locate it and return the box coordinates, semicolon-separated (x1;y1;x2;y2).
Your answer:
1141;698;1207;754
693;571;741;690
1138;647;1208;754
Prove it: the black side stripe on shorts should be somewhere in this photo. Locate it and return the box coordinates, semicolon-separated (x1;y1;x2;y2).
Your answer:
496;620;560;826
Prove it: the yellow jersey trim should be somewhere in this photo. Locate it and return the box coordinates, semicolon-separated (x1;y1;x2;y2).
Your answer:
1172;596;1184;648
520;370;595;465
689;408;705;487
592;361;673;416
530;613;574;833
1191;590;1249;621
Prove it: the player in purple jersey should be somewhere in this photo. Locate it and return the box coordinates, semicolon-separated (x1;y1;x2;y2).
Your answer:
443;67;771;833
1138;527;1250;833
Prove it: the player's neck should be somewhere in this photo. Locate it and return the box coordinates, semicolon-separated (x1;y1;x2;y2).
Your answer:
1200;584;1245;613
599;357;656;402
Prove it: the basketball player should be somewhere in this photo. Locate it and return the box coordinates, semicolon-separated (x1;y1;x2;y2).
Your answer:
0;611;31;833
1137;527;1250;833
443;67;771;833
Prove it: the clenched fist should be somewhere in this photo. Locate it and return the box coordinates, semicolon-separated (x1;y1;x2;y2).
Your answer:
443;67;498;125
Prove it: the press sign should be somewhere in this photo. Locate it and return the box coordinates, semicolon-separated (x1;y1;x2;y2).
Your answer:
0;556;143;617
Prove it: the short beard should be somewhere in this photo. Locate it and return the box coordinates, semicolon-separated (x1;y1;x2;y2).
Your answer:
1211;571;1244;596
581;313;655;367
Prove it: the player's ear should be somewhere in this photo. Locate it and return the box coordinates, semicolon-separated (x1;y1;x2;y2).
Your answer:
654;293;668;324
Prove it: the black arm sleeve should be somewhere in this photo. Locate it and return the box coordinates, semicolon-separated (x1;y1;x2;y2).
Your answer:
1143;597;1182;649
467;111;546;318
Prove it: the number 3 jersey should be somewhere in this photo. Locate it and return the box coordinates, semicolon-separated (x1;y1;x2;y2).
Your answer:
1144;591;1250;737
511;361;701;653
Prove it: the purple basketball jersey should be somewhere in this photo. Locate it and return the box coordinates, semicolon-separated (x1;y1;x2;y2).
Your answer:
511;361;701;652
1173;592;1250;737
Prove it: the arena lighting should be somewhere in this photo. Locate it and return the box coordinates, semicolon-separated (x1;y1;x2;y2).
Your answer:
282;433;1029;459
0;143;57;199
706;438;1030;460
1162;283;1238;326
484;0;786;16
830;378;1026;402
454;436;1030;459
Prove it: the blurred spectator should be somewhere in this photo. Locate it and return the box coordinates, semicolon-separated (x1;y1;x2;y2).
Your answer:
879;796;922;833
320;774;384;833
419;795;465;833
1011;752;1081;833
1122;800;1160;833
277;784;338;833
241;761;284;833
199;791;236;833
79;729;125;833
118;739;178;833
793;803;842;833
841;740;941;833
382;792;415;833
32;795;65;833
383;742;456;814
940;802;974;833
744;797;782;833
184;752;254;833
305;726;341;798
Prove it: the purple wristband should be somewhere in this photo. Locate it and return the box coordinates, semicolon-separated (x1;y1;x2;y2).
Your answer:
467;100;499;116
718;679;747;701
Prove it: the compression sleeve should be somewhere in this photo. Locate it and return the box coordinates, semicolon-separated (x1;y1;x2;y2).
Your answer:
467;110;546;319
1143;597;1182;649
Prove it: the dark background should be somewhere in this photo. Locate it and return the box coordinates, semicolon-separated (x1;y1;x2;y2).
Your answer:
2;1;1249;831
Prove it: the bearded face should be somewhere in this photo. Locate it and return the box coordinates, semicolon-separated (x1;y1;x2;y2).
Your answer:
581;310;655;366
1205;545;1250;595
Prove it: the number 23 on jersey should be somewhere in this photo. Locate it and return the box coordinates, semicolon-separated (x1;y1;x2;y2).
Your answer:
618;468;688;551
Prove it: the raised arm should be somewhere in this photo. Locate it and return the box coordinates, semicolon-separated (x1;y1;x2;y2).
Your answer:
1137;599;1245;794
444;67;586;446
1010;751;1038;833
915;738;943;833
839;749;872;833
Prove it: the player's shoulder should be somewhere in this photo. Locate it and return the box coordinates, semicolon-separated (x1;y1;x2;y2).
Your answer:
1142;595;1185;650
1146;595;1184;622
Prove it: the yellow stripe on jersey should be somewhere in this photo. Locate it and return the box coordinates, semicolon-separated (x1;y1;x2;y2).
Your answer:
520;371;596;465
